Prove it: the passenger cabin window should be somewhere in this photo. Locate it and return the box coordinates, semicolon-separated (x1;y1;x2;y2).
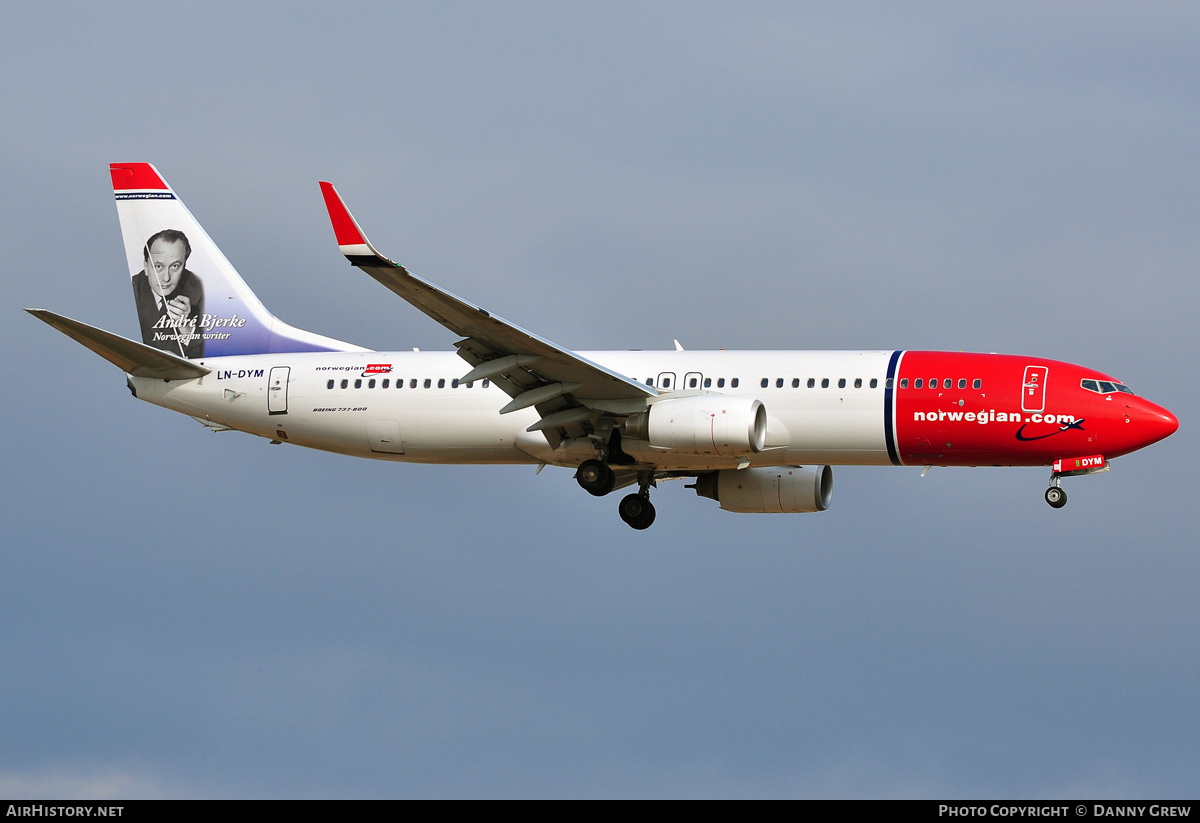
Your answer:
792;378;800;388
761;378;769;388
870;378;878;388
438;379;445;388
901;378;909;388
354;379;362;389
914;378;922;389
704;378;712;388
731;378;739;388
807;378;815;388
973;379;981;389
423;379;431;388
958;379;966;389
854;378;862;388
340;379;348;389
838;378;846;388
410;379;417;388
689;377;699;388
368;379;376;389
717;378;725;388
327;379;334;390
821;378;829;388
776;378;784;388
382;379;389;388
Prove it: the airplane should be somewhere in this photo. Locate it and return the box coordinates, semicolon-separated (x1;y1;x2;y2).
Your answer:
27;163;1178;529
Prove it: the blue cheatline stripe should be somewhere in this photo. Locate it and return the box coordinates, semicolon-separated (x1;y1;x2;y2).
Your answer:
884;350;903;466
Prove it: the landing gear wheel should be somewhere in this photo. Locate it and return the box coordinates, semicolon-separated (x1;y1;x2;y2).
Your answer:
618;493;656;530
1044;486;1067;508
576;459;616;497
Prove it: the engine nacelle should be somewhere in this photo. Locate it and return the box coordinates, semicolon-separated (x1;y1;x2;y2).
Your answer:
624;395;767;457
693;466;833;513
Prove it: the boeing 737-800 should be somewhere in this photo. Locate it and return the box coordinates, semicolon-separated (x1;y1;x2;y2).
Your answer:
27;163;1178;529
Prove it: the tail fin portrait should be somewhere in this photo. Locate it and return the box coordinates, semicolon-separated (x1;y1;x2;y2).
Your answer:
112;163;364;358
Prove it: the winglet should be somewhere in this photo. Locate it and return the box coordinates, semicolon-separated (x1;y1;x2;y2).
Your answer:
319;181;382;259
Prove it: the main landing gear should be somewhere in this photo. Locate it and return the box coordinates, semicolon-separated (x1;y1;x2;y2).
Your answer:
576;459;616;496
575;460;656;529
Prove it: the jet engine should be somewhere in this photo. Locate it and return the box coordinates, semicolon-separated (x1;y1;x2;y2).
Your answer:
692;465;833;513
622;395;767;457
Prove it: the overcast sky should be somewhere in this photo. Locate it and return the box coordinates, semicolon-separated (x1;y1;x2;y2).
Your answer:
2;2;1197;798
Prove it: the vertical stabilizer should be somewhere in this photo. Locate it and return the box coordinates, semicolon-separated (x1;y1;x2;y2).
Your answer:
112;163;365;358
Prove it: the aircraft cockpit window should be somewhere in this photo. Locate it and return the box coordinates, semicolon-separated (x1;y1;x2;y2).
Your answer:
1081;378;1134;395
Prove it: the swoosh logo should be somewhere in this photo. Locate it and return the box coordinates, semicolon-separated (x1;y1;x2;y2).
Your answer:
1014;418;1086;441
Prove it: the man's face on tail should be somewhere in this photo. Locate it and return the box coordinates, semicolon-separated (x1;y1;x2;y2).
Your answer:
145;239;187;297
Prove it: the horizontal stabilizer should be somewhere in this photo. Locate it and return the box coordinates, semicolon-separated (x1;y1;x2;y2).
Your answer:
26;309;211;380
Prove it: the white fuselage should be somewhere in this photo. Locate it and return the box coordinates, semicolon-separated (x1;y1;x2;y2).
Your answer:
132;349;896;470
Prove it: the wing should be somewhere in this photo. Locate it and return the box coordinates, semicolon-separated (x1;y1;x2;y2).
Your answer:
319;182;657;444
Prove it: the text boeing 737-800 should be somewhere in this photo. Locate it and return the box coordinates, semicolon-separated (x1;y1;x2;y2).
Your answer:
27;163;1178;529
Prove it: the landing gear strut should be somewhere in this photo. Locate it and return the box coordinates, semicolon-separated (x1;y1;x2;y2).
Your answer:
618;472;656;530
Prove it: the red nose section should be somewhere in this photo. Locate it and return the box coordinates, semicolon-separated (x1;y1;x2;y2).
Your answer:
1141;401;1179;447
